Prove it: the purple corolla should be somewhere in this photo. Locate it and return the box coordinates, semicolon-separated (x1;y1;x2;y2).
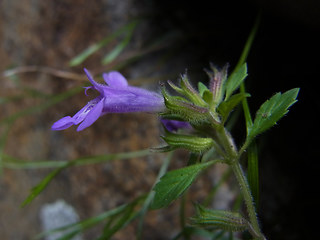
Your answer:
160;119;192;132
52;69;165;131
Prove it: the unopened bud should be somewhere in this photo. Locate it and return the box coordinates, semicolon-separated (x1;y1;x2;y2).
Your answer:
161;87;210;125
205;63;229;109
161;131;214;153
191;204;248;232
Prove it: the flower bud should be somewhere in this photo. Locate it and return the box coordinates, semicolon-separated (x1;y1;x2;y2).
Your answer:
161;130;214;153
205;63;229;109
161;87;210;125
191;204;248;232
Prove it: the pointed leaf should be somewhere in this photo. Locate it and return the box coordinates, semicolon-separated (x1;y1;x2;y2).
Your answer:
150;145;176;153
202;90;214;106
69;43;105;67
198;82;209;97
101;31;132;65
168;80;184;95
69;21;138;67
180;74;206;107
218;92;250;122
99;198;142;239
151;160;218;209
247;88;299;141
21;162;73;207
20;150;150;207
101;21;138;65
225;63;248;100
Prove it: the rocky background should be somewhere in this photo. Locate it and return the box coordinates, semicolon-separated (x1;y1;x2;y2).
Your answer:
1;0;319;239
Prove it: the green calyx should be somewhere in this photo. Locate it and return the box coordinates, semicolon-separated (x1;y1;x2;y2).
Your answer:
204;64;228;110
161;87;211;125
161;130;214;153
160;62;250;130
167;73;207;107
191;204;248;232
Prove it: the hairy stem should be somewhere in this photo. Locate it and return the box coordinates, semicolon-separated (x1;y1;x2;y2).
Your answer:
231;162;264;239
217;126;265;239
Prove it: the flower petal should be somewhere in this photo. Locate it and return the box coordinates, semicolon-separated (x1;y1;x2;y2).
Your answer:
102;87;165;113
51;116;75;130
84;68;105;93
77;98;104;131
161;119;192;132
103;71;128;87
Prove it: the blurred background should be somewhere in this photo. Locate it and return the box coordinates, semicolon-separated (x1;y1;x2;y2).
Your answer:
0;0;319;239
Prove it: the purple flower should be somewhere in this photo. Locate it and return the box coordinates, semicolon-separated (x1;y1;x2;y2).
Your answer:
52;69;165;131
160;118;192;132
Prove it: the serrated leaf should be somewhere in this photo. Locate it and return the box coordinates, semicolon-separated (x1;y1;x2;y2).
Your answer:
225;63;248;100
247;88;299;141
218;92;250;122
191;204;248;232
151;160;218;209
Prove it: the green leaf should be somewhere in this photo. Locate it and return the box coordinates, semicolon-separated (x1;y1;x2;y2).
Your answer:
21;162;73;207
69;43;104;67
225;63;248;100
101;25;135;65
20;149;150;207
191;204;248;232
218;92;250;123
0;123;12;176
167;80;184;95
198;82;209;97
69;20;138;67
247;88;299;141
234;15;261;219
101;20;138;65
1;86;83;126
180;74;207;107
202;90;214;106
35;197;143;240
151;160;218;209
247;142;259;206
136;152;172;239
4;149;150;169
98;197;143;239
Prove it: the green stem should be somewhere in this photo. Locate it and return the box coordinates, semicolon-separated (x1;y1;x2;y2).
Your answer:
216;126;237;161
231;162;263;239
217;126;265;239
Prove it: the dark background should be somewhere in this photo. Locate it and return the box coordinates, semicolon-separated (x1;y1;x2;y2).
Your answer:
152;1;319;238
1;0;319;239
